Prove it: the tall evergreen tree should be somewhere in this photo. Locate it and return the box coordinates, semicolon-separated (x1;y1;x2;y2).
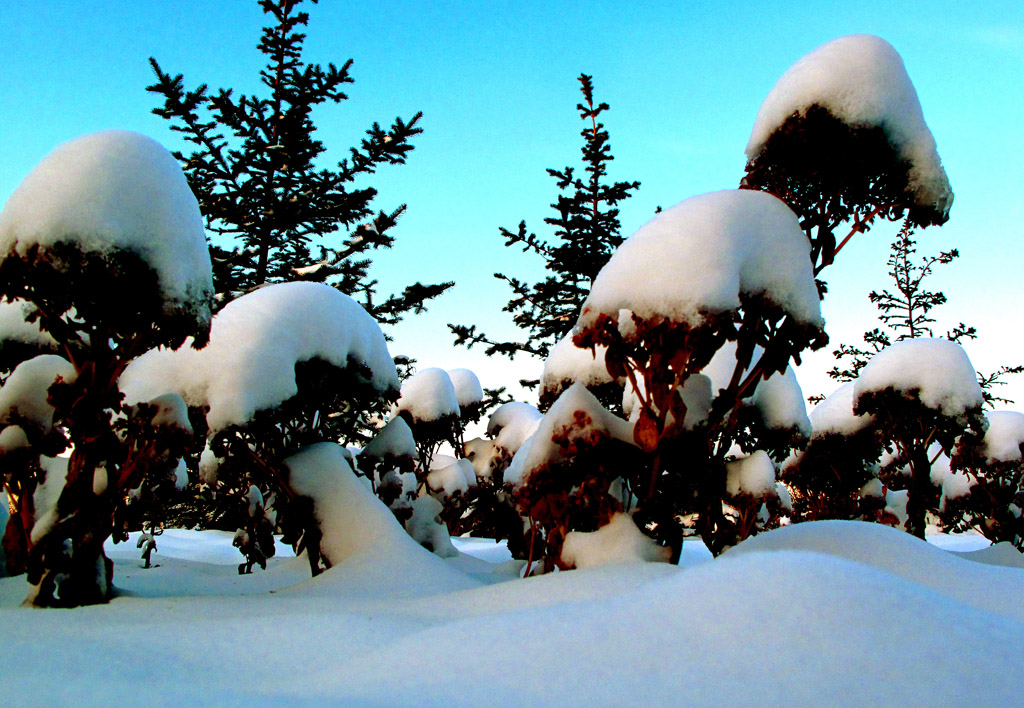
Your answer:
147;0;452;322
448;74;640;375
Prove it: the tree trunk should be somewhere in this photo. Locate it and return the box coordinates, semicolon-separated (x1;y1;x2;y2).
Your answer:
905;444;931;540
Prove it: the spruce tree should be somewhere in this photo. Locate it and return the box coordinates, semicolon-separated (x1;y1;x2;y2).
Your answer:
147;0;452;321
448;74;640;375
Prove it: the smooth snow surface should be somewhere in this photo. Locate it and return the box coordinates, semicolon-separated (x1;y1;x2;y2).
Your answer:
446;368;484;409
360;416;417;461
120;282;398;433
561;512;672;568
393;367;460;422
980;410;1024;463
0;354;76;432
725;450;777;498
0;130;213;313
853;338;983;417
577;190;823;333
810;381;874;437
745;34;952;217
542;336;614;391
0;298;57;348
1;520;1020;707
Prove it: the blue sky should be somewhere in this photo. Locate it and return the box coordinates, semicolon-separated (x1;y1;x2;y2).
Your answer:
2;1;1022;406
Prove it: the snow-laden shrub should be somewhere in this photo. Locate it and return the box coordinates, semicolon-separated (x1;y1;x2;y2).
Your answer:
742;35;952;275
0;131;213;606
573;189;826;556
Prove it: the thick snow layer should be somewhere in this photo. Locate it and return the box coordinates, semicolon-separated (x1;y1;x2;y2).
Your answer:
360;416;417;462
505;383;635;489
725;451;778;498
561;513;671;568
745;34;952;216
446;368;484;409
487;401;542;443
0;521;1021;707
576;190;823;333
0;354;76;432
810;382;874;437
393;367;460;423
120;282;398;433
542;336;614;391
142;392;193;434
426;455;476;497
405;494;459;558
853;338;983;417
0;299;57;348
980;410;1024;463
0;130;213;314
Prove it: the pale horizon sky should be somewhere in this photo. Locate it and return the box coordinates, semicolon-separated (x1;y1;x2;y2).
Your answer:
2;1;1022;408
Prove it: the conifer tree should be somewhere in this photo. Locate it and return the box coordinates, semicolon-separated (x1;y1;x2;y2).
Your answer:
448;74;640;374
147;0;452;321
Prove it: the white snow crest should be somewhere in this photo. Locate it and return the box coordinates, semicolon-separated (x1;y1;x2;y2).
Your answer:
576;190;823;334
447;368;484;409
853;339;983;417
560;513;671;569
542;336;615;391
393;367;460;423
361;416;417;461
505;383;634;489
120;282;399;433
810;382;875;437
0;130;213;313
0;299;57;348
745;35;952;216
725;450;778;499
0;354;76;432
980;411;1024;464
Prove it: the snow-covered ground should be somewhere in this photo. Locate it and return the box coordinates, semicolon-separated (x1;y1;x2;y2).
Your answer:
1;521;1021;707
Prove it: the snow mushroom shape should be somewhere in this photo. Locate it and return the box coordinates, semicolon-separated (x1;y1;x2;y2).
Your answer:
0;130;214;333
120;281;399;433
745;34;952;220
575;190;824;334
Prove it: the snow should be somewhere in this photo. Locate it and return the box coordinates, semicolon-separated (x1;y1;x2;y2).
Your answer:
853;338;984;417
576;190;823;334
392;367;460;422
745;34;953;218
561;512;672;568
541;336;614;393
1;520;1020;707
725;450;778;498
360;416;417;461
120;282;399;433
141;392;193;434
622;372;712;431
447;368;484;409
980;410;1024;463
405;494;459;558
0;354;76;432
0;130;213;316
0;298;57;349
809;382;874;437
505;383;635;489
425;455;476;497
486;401;543;443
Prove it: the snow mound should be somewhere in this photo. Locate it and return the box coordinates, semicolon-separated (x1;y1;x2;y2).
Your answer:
542;336;614;392
505;383;635;489
725;451;777;498
393;367;460;422
360;416;417;462
576;190;823;333
745;34;952;217
0;299;57;349
726;519;1024;621
0;354;76;432
0;130;213;313
561;513;671;568
980;410;1024;463
447;368;483;410
426;455;476;497
810;382;874;437
853;338;983;417
120;282;398;432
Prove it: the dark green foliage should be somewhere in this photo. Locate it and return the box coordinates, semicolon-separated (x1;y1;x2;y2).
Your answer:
449;74;640;369
147;0;452;318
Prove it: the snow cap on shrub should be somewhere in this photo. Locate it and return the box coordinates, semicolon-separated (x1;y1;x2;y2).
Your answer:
392;367;460;423
120;282;398;433
0;130;213;315
745;35;952;217
575;190;823;334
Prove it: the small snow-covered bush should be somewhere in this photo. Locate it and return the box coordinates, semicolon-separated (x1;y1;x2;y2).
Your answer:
0;131;213;606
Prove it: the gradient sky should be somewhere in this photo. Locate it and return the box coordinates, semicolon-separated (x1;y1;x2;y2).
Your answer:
2;1;1022;407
